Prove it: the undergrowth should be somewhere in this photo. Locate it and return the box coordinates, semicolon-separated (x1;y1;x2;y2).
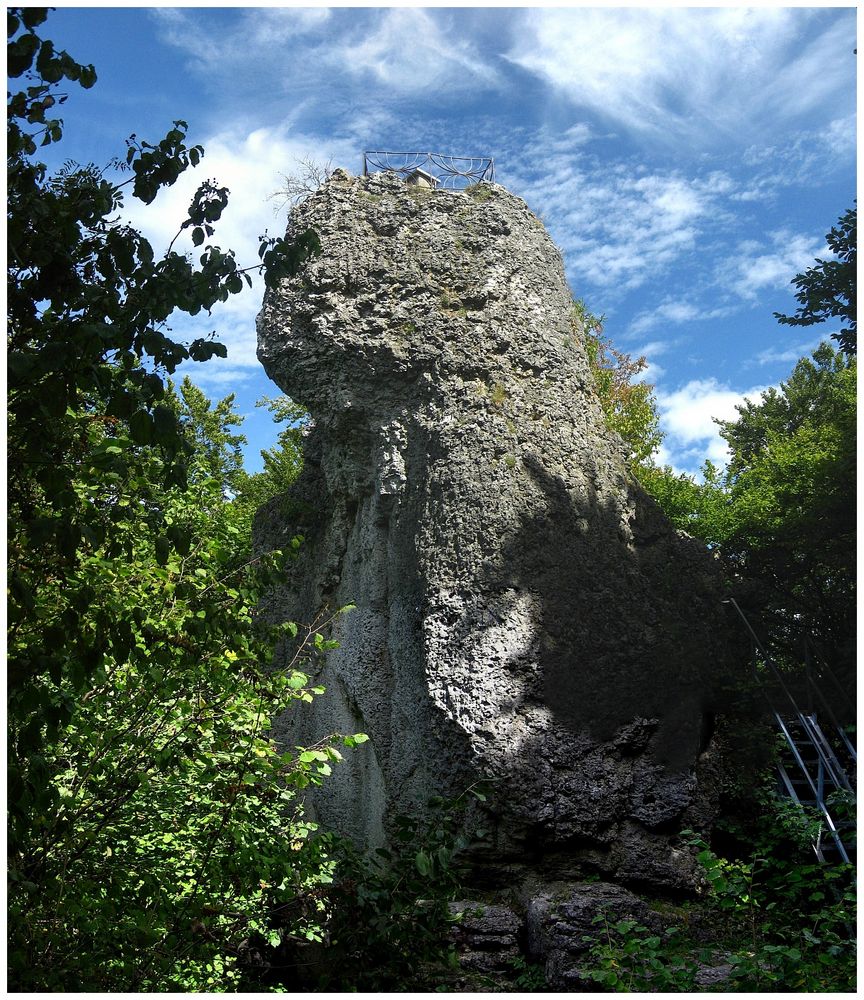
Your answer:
582;782;856;992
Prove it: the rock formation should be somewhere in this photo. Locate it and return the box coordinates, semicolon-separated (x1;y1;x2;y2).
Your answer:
255;168;735;891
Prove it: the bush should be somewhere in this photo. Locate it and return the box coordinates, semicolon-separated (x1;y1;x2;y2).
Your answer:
276;787;489;991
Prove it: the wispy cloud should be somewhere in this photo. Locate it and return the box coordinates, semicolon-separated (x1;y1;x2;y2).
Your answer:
152;7;331;71
152;6;501;133
737;115;857;202
506;149;729;293
626;298;738;339
331;8;500;93
505;7;855;150
628;301;696;338
750;336;828;367
718;230;828;302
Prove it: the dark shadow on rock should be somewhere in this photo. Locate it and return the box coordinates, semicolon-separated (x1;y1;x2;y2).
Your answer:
462;454;745;890
491;452;728;772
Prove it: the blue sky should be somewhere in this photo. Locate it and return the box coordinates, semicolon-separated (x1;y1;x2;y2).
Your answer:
39;3;857;475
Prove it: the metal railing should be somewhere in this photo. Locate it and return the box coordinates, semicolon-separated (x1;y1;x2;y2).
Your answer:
362;150;495;189
724;598;856;865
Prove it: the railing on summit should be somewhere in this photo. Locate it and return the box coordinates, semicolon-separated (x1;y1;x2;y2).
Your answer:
362;150;495;190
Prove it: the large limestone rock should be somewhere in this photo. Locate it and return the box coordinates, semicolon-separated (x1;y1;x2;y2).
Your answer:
255;169;734;889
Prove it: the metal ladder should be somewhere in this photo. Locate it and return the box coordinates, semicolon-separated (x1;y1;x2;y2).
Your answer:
724;598;856;866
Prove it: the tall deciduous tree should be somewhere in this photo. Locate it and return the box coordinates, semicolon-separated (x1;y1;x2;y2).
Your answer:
7;11;357;990
715;343;856;686
639;344;855;705
7;5;318;827
228;394;309;535
169;375;249;495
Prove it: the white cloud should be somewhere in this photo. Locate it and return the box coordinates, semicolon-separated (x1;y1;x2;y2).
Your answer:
737;115;857;202
506;154;729;293
506;8;855;149
544;122;595;152
720;230;828;302
633;340;671;360
626;298;737;338
628;301;697;338
153;6;499;116
656;378;770;473
152;7;331;75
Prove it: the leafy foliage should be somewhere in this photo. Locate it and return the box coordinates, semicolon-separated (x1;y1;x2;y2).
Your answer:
572;299;664;467
581;790;855;993
774;205;856;355
6;348;368;989
293;788;489;991
507;955;550;991
635;459;728;539
684;789;856;992
168;376;249;495
6;10;354;991
640;343;855;692
584;915;699;992
7;5;320;857
7;460;356;989
229;395;310;536
716;344;855;663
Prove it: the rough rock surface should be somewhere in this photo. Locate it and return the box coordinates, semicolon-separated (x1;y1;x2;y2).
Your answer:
255;169;735;888
524;881;661;990
448;901;522;973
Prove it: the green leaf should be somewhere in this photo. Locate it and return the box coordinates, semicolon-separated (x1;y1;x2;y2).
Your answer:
155;536;170;566
21;8;50;28
152;404;178;445
128;409;154;445
8;33;40;77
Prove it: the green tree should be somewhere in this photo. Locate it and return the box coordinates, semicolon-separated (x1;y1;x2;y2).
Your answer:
572;298;664;467
639;344;855;698
774;205;856;355
635;458;730;541
7;6;318;850
168;375;248;495
7;380;360;990
254;394;308;493
230;394;309;535
7;10;355;989
714;343;856;682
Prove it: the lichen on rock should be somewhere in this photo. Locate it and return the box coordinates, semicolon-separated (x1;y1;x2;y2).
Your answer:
255;168;736;890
